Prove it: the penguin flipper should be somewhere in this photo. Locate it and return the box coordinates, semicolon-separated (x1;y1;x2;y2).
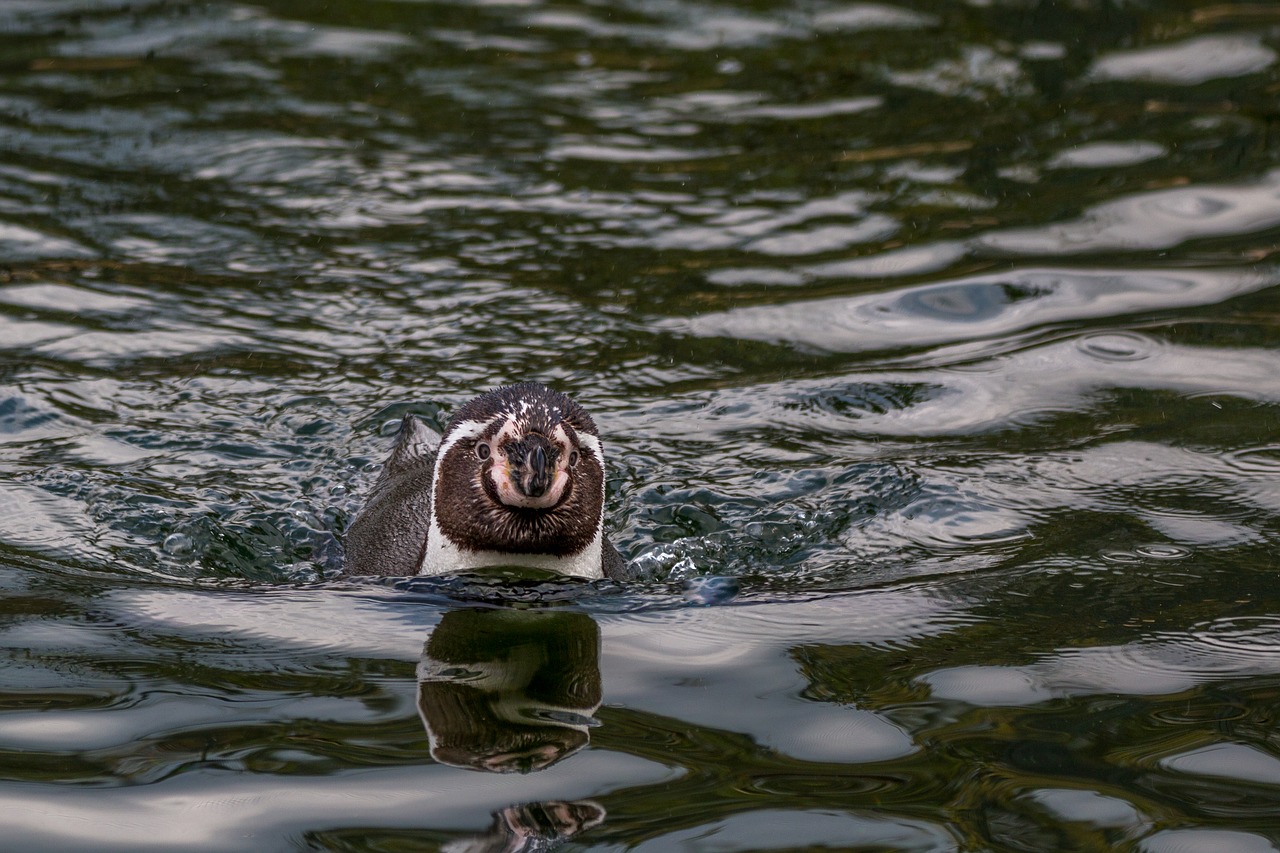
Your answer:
600;536;631;583
342;415;439;577
380;413;439;479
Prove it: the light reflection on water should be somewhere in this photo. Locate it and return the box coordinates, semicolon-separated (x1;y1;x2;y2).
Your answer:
1;0;1280;849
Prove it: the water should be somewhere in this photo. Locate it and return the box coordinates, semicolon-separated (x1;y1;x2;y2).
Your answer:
2;0;1280;849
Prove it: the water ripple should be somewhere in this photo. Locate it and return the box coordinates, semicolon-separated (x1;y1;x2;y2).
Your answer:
675;267;1275;354
923;613;1280;707
631;336;1280;441
980;170;1280;255
1188;617;1280;661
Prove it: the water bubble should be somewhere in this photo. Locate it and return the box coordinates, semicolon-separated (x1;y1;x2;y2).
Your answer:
162;532;194;556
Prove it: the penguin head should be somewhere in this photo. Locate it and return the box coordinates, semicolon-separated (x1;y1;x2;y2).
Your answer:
431;383;605;557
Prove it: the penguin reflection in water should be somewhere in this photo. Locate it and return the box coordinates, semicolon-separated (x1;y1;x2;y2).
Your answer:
418;608;602;774
344;382;628;580
419;610;608;850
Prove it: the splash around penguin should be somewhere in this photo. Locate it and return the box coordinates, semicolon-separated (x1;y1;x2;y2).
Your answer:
343;382;628;581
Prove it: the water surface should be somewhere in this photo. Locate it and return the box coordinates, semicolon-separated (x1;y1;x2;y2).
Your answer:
2;0;1280;849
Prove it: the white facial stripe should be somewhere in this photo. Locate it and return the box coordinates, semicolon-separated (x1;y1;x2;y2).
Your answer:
578;433;602;461
436;418;490;459
551;424;568;444
442;418;599;465
576;433;605;534
430;419;489;505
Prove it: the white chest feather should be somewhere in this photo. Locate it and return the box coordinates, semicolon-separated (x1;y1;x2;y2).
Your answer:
419;516;604;579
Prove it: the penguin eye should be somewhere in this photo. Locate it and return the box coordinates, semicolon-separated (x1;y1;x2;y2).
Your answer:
568;450;579;468
475;441;491;461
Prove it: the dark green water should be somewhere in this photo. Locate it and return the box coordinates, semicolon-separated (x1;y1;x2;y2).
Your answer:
2;0;1280;849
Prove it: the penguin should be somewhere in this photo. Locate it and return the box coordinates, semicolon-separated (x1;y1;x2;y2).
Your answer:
343;382;628;581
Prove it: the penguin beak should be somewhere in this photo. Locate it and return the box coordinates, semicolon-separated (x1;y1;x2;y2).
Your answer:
522;443;552;499
491;434;569;510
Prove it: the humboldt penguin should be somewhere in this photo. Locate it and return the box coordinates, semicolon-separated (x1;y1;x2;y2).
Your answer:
343;382;628;581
